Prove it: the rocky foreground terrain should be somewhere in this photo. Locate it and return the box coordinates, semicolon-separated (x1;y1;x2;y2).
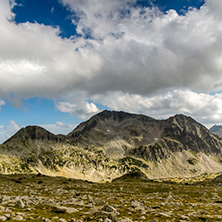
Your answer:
1;110;222;221
0;173;222;221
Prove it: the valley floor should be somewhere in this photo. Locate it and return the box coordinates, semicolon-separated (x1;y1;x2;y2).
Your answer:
0;174;222;221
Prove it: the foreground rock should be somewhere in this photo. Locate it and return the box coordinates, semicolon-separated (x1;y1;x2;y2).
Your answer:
0;174;222;221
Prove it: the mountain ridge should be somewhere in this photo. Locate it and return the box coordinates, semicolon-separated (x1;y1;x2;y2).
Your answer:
2;110;203;144
1;110;222;182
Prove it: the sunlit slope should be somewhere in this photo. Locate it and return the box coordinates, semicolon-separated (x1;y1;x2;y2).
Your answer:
1;110;222;181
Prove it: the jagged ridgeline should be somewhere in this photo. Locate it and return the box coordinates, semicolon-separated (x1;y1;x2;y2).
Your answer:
1;110;222;182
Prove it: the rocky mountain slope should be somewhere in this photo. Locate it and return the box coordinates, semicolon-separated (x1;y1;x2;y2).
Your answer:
210;125;222;138
0;110;222;181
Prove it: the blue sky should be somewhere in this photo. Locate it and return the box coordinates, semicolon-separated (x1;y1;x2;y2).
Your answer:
2;0;222;143
12;0;204;38
13;0;77;38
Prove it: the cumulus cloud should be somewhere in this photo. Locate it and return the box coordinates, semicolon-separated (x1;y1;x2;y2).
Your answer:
0;0;102;98
2;0;222;125
59;0;222;95
0;0;222;98
61;0;139;38
92;89;222;126
56;98;100;119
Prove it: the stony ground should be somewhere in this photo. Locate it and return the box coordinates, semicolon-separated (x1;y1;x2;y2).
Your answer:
0;174;222;221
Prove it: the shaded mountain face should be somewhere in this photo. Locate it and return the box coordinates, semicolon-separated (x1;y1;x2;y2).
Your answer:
67;111;222;160
210;125;222;138
1;126;62;170
66;110;159;147
4;126;59;144
1;110;222;181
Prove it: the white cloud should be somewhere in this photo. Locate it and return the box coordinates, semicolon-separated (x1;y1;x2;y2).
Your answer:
61;0;139;38
0;120;21;143
0;0;222;99
0;0;102;98
0;0;14;21
55;121;69;128
1;0;222;128
0;100;5;111
57;0;222;95
92;89;222;127
40;122;77;135
56;99;100;119
9;120;20;131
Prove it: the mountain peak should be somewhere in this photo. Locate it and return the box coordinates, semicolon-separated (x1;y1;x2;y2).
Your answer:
4;125;58;144
168;113;192;120
95;110;136;121
166;113;200;127
67;110;155;140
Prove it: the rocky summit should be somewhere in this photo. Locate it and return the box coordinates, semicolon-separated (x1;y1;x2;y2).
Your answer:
1;110;222;182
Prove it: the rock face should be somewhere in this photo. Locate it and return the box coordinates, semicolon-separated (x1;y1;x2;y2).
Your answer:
68;111;222;160
67;110;158;147
0;110;222;181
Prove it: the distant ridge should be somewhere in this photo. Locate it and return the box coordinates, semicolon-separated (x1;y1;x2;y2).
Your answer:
210;125;222;138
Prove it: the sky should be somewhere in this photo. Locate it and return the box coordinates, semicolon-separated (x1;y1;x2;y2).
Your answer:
1;0;222;143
